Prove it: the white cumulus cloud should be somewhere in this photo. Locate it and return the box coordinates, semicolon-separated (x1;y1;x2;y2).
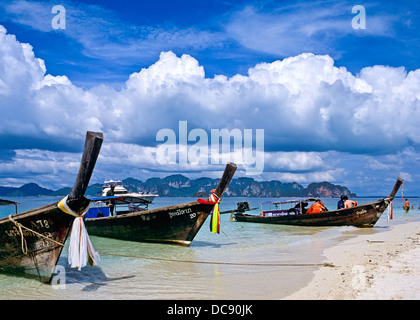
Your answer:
1;25;420;191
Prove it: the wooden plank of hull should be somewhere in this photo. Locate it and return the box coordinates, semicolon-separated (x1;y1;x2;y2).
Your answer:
85;201;215;246
235;200;388;228
0;203;74;283
0;131;104;283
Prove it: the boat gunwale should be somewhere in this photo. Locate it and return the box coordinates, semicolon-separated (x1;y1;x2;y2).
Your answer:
0;202;60;224
235;198;387;220
86;200;212;221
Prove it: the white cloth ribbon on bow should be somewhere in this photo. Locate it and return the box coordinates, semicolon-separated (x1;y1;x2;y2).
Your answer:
58;195;100;270
68;216;100;270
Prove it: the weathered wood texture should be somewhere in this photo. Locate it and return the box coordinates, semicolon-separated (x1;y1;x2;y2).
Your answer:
0;204;74;282
86;163;237;245
0;131;103;282
86;201;214;245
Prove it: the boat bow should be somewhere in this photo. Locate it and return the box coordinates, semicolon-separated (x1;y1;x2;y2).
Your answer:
0;131;103;282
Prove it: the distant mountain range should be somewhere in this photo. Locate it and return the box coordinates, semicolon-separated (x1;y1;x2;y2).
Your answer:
0;183;54;197
0;176;356;198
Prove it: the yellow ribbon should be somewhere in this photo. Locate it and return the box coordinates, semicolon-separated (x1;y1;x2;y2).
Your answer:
58;195;79;217
208;190;221;234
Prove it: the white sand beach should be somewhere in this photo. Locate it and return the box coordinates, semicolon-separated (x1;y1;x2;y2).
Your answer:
285;220;420;300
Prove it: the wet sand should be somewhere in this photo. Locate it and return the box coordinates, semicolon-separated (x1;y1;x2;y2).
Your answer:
284;220;420;299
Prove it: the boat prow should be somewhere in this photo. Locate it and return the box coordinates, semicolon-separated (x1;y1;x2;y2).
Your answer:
0;131;103;283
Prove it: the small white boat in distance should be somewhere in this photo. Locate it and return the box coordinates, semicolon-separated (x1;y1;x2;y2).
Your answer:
102;180;158;203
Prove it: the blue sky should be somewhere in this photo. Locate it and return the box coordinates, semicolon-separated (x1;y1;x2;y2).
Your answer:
2;0;420;88
0;0;419;196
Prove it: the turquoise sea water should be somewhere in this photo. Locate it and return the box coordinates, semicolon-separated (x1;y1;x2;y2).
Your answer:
0;196;419;300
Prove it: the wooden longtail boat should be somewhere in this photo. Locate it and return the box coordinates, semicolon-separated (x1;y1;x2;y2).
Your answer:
234;178;403;228
0;131;103;283
85;163;237;246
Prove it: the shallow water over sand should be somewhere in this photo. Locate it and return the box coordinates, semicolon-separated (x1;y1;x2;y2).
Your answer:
0;196;418;299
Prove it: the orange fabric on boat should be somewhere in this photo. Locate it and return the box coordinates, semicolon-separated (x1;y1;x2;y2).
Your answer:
307;202;325;214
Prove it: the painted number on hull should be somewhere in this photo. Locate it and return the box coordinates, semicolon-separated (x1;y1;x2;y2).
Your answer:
5;219;51;238
33;219;50;229
168;208;192;218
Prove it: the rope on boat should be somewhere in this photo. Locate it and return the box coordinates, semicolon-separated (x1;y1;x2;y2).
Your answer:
7;215;65;254
96;250;334;268
8;215;28;255
5;218;335;268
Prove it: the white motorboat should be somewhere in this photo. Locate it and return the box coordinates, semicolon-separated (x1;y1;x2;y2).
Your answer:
86;180;158;218
101;180;158;203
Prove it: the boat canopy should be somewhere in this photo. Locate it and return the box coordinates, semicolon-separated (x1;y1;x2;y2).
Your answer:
0;199;20;206
104;180;123;186
0;199;19;214
260;198;317;205
89;195;152;205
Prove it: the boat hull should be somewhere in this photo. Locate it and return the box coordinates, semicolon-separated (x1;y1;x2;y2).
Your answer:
234;199;389;228
0;131;104;283
0;203;74;283
85;201;215;246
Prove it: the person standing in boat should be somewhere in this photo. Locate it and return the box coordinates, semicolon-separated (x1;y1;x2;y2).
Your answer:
344;196;358;208
106;184;116;216
337;195;346;209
